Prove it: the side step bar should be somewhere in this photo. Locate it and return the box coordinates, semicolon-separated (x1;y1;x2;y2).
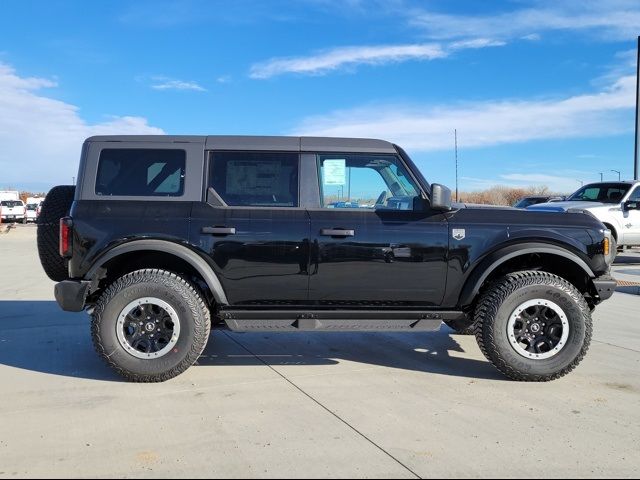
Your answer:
220;310;466;332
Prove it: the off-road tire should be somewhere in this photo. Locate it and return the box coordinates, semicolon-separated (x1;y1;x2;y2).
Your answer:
37;185;75;281
474;271;592;382
91;269;211;382
444;318;476;335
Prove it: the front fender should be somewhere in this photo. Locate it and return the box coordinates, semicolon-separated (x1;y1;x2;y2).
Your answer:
451;241;596;308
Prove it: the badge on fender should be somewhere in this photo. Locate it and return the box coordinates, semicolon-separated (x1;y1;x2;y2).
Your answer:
452;229;466;241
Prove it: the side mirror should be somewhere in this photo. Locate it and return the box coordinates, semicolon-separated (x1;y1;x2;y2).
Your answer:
623;201;640;211
431;184;453;211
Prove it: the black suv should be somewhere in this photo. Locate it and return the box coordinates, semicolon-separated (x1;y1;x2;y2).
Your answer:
37;135;616;382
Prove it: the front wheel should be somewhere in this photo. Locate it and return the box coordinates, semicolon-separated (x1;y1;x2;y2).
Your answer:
474;271;592;381
91;269;211;382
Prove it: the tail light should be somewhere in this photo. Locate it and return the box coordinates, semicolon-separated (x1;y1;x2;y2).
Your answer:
59;217;73;258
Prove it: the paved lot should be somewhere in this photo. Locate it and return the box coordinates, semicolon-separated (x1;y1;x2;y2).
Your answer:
0;225;638;478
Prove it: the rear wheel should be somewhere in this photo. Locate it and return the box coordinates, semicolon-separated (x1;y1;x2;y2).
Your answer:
37;185;75;281
474;271;592;381
91;269;211;382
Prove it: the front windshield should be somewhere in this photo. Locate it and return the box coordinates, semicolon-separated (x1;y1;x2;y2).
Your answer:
567;183;630;203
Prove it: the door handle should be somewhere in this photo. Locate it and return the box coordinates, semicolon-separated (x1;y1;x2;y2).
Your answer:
320;228;355;237
202;226;236;236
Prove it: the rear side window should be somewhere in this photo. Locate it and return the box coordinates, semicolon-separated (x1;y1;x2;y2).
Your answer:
209;152;299;207
96;149;186;197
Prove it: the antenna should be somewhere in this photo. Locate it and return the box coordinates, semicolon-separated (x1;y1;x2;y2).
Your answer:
635;35;639;180
454;129;459;202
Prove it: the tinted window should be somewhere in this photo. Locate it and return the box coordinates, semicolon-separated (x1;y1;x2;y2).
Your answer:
209;152;299;207
1;201;22;207
318;154;420;210
96;149;185;197
568;183;630;203
628;187;640;202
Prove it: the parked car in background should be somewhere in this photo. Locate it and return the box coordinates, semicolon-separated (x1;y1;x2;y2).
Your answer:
514;195;565;208
0;200;26;223
25;203;39;222
25;196;45;223
528;181;640;253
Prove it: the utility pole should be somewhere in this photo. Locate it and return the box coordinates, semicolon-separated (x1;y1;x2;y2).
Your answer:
599;172;604;182
454;129;459;202
635;35;640;180
611;170;621;181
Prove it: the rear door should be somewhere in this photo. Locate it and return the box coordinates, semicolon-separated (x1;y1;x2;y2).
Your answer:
189;150;311;306
307;152;449;307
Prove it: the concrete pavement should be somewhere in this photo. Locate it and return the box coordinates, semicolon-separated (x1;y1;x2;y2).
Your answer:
0;226;638;478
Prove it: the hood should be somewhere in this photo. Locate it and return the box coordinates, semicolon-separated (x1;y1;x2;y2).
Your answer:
526;200;609;212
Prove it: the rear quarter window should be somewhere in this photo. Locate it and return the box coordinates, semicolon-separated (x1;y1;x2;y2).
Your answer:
95;149;186;197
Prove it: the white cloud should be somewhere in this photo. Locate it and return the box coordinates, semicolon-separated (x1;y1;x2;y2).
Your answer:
499;173;584;193
151;77;206;91
293;74;635;151
0;62;164;189
410;1;640;41
521;33;542;41
250;39;503;78
461;172;591;193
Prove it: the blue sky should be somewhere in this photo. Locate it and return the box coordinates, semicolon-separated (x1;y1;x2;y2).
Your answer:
0;0;638;193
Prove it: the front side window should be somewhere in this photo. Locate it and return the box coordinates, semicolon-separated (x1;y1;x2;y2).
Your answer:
317;154;420;210
95;149;185;197
628;187;640;202
209;152;299;207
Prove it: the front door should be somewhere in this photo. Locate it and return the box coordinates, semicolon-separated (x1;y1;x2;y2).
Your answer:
189;151;310;306
623;186;640;245
307;153;449;307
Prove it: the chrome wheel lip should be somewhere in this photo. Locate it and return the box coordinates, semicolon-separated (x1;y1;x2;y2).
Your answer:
507;298;569;360
116;297;180;360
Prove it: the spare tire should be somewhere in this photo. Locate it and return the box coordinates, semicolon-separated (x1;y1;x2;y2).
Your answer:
37;185;76;281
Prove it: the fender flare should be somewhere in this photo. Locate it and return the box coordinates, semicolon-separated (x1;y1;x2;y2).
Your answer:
458;242;595;307
85;239;229;305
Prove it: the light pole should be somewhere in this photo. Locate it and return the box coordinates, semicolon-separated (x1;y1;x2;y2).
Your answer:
599;172;604;182
635;35;639;180
611;170;621;181
577;180;584;187
454;129;459;202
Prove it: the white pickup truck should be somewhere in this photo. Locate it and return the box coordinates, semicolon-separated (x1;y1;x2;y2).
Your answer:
0;191;26;223
528;181;640;251
0;200;26;223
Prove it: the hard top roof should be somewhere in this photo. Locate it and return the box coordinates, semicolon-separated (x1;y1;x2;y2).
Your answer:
85;135;397;153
